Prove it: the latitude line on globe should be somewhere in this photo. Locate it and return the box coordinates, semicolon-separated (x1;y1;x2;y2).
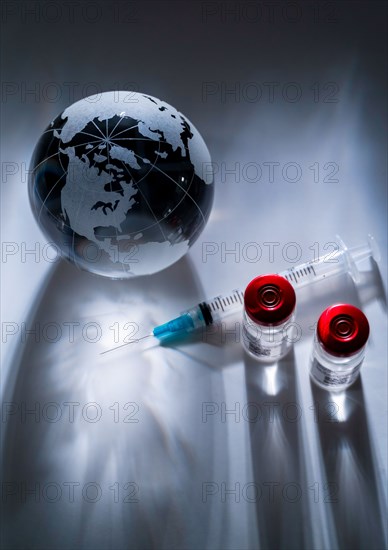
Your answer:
36;171;67;224
130;152;195;229
128;135;163;187
67;129;113;270
131;150;207;224
119;150;199;234
34;128;200;237
33;151;62;172
120;161;168;243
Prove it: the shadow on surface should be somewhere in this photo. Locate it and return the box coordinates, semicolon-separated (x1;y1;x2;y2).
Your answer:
244;350;313;549
1;256;231;550
310;377;387;550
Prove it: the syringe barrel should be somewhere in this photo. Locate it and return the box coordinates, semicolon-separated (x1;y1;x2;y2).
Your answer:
203;289;244;324
279;252;346;288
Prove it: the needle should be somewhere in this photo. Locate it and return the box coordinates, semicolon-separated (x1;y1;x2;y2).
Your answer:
100;334;153;355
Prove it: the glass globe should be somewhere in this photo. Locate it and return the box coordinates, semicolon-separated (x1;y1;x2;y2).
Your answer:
29;91;214;278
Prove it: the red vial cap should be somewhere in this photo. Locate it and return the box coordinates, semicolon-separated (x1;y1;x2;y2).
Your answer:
244;274;296;326
317;304;369;357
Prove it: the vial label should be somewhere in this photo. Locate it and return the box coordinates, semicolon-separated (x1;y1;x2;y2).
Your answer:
242;324;291;361
310;358;361;389
242;325;272;357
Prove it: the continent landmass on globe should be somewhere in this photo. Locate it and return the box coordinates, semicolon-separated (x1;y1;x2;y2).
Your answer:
29;91;214;277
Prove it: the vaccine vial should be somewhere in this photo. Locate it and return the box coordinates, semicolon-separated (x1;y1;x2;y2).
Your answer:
242;274;296;362
310;304;370;391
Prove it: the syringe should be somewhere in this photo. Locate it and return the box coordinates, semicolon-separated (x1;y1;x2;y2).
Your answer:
101;235;380;352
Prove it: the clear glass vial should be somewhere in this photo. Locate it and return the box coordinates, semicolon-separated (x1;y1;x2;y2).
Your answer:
310;304;370;391
242;274;296;363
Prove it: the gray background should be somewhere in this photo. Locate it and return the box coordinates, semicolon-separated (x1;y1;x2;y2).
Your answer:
1;1;387;549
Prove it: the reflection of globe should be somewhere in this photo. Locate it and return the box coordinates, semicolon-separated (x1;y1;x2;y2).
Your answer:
29;91;214;278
